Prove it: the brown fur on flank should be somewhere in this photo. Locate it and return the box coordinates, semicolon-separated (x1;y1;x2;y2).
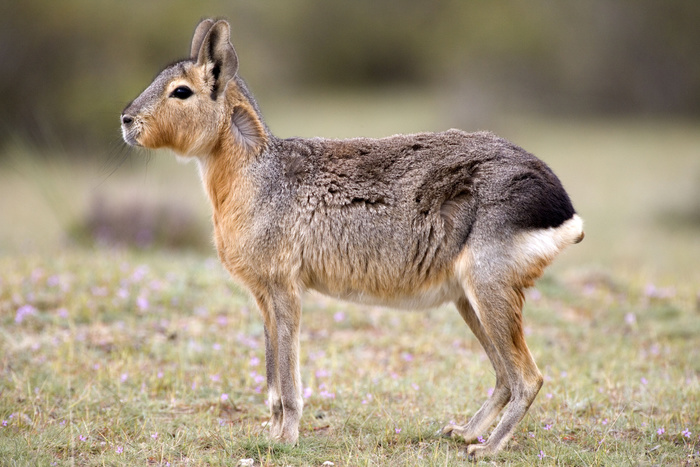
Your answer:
121;19;584;459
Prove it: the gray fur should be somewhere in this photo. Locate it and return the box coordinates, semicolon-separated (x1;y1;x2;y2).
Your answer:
245;130;574;305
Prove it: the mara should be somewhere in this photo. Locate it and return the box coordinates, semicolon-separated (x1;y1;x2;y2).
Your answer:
121;19;583;459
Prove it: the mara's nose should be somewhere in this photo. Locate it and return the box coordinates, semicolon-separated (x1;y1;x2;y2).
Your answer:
121;114;134;126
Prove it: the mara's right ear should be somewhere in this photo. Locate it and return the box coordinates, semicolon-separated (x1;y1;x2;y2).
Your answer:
190;19;215;59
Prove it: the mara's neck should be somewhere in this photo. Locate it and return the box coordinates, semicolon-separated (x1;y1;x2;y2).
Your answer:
197;77;271;222
197;142;250;223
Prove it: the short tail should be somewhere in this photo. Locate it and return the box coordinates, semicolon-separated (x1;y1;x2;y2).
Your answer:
561;214;585;245
510;214;584;287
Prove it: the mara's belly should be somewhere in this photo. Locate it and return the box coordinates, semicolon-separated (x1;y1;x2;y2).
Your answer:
309;277;462;310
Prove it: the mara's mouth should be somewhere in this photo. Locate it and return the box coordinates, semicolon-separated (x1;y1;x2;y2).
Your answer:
121;124;142;147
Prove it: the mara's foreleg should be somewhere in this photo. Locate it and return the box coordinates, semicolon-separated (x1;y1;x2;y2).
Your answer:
442;297;511;442
255;287;303;443
262;323;283;438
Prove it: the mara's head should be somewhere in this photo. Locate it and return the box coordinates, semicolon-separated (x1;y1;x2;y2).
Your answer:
121;19;266;157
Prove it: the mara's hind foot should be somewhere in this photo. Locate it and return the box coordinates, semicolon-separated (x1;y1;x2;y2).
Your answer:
465;442;500;460
441;423;477;444
440;425;501;461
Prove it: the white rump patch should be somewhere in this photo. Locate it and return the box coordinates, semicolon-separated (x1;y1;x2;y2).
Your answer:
513;214;584;267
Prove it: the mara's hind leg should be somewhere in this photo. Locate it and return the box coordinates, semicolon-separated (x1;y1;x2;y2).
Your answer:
442;297;511;442
463;278;543;459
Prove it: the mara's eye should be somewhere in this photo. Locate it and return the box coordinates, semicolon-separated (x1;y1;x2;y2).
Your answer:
170;86;193;99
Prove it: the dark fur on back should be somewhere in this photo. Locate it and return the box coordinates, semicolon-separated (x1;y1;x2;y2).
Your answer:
244;130;576;300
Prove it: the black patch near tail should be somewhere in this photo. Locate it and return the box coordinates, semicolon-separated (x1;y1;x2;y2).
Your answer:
508;161;576;230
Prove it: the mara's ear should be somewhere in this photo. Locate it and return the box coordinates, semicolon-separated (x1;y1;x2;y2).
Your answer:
196;20;239;98
190;19;216;59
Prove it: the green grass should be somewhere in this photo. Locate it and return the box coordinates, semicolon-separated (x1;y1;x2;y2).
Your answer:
1;250;698;466
1;97;700;465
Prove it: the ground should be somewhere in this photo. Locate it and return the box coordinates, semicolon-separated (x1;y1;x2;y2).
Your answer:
1;94;699;465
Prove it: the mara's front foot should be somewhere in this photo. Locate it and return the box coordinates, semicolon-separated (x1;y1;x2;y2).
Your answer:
270;406;300;445
274;398;302;445
273;424;298;445
269;416;283;440
268;399;284;440
268;416;298;444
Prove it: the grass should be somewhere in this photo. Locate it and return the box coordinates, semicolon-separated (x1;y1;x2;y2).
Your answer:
1;250;698;466
1;94;700;465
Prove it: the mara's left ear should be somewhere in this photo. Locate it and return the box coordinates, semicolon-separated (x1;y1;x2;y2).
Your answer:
196;20;239;98
190;19;215;59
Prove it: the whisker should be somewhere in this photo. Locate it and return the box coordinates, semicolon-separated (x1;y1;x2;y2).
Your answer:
93;138;133;190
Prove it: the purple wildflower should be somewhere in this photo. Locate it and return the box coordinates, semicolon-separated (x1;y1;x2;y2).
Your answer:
15;305;37;323
131;265;149;282
657;427;665;436
249;371;264;384
644;283;675;299
137;296;149;311
538;450;545;460
528;289;542;301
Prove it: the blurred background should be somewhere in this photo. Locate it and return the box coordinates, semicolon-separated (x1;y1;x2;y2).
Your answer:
1;0;699;283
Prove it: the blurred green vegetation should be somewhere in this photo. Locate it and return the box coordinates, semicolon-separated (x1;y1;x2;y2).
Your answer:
1;0;700;152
